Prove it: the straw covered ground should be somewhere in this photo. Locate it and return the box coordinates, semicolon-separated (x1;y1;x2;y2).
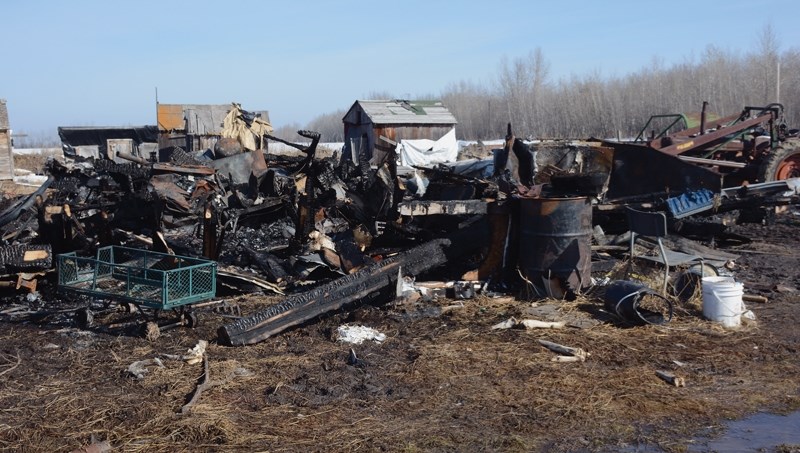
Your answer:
0;216;799;452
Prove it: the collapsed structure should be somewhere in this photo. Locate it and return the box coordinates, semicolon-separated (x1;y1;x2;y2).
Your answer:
0;100;799;344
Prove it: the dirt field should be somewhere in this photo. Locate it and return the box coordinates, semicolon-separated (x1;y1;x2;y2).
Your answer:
0;210;799;452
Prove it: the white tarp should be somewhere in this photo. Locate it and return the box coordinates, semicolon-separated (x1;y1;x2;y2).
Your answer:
396;127;458;167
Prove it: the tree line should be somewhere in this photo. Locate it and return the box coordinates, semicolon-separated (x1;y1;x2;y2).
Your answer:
294;26;800;142
18;27;795;147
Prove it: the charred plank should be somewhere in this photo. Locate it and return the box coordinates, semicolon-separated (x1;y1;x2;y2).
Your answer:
218;238;450;346
0;244;52;273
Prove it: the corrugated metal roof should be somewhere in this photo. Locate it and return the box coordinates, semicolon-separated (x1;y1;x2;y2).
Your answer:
0;99;9;130
158;104;271;134
346;100;457;126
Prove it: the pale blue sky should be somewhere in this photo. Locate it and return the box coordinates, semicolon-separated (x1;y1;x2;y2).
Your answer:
2;0;797;138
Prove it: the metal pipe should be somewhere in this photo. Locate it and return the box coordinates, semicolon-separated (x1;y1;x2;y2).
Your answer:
116;151;150;165
700;101;708;135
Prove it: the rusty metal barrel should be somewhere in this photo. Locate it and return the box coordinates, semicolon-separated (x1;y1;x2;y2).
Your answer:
518;196;592;299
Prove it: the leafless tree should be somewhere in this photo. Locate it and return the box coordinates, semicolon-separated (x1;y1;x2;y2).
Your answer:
306;110;346;142
300;24;800;141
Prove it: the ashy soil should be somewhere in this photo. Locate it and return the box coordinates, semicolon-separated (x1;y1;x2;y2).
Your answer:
0;215;798;452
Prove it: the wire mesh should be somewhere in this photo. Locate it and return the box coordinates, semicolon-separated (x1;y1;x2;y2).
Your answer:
57;246;216;309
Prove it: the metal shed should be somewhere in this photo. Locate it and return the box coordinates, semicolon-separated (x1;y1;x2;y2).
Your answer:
0;100;14;180
342;99;457;163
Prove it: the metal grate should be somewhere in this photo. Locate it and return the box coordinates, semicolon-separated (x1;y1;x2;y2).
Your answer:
57;246;216;310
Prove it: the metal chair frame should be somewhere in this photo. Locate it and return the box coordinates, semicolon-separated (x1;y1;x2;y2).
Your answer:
625;206;705;294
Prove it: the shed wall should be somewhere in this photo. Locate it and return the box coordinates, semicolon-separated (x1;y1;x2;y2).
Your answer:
0;131;12;180
343;124;455;163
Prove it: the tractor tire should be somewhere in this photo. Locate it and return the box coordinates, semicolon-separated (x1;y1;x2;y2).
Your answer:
759;145;800;182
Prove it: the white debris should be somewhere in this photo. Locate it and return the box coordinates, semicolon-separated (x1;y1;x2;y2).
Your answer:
519;319;565;329
491;317;518;330
127;358;165;379
182;340;208;365
234;367;254;378
492;317;565;330
336;325;386;345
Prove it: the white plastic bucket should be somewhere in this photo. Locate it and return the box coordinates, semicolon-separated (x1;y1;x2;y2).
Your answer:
701;276;745;328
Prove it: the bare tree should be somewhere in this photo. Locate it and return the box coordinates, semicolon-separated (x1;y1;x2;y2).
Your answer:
306;110;346;142
295;25;800;142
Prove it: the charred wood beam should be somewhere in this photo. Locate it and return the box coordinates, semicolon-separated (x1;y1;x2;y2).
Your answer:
93;159;152;180
0;244;52;273
0;176;53;228
202;202;217;259
218;238;451;346
244;248;289;282
116;151;150;165
264;134;310;152
236;198;285;227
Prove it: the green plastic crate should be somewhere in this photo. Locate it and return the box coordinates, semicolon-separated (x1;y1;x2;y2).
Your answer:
57;246;217;310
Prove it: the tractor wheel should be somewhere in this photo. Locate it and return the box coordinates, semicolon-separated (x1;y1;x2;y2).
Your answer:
759;146;800;182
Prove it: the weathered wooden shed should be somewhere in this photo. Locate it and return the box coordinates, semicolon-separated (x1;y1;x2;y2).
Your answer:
0;99;14;180
157;103;271;152
342;100;457;163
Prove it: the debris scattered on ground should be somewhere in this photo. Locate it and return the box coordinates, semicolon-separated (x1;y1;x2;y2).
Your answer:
491;317;565;330
126;357;165;379
336;325;387;344
2;100;800;451
656;370;687;387
183;340;208;364
538;339;589;362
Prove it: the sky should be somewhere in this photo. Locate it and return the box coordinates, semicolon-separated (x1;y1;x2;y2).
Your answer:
2;0;799;140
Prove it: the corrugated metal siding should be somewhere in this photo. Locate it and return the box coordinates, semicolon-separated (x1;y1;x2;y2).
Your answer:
157;104;185;132
185;105;230;135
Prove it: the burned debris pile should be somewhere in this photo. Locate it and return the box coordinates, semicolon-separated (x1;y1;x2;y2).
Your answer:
0;114;500;340
1;107;800;345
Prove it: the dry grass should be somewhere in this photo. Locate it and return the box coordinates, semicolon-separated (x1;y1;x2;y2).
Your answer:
13;154;51;175
0;281;797;452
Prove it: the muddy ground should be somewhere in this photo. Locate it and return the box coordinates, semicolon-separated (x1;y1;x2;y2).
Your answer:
0;211;798;452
